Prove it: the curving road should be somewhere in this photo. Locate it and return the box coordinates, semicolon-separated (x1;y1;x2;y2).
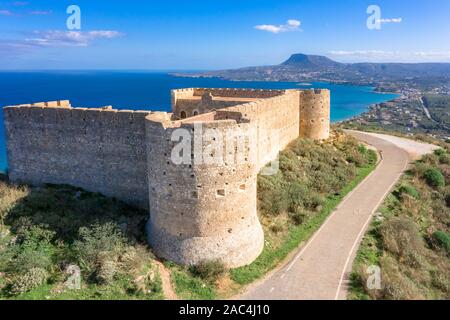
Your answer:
240;131;439;300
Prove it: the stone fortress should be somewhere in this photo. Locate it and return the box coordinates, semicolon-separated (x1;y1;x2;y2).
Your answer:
3;88;330;268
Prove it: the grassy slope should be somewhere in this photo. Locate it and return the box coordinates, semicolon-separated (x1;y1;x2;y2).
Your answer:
0;183;163;300
349;147;450;300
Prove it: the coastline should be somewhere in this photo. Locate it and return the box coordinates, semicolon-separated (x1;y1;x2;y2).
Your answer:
0;71;399;171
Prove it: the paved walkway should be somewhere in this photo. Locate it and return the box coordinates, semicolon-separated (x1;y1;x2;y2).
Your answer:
240;131;439;300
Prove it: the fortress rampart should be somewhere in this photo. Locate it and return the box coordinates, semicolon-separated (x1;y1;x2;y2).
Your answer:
3;101;150;208
299;89;331;140
3;88;330;268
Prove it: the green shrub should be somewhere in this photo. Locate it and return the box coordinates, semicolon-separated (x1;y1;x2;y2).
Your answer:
433;231;450;253
439;153;450;165
358;144;368;155
380;218;424;268
379;256;424;300
289;210;308;225
346;150;367;168
73;222;127;276
287;182;308;213
189;260;226;283
96;258;117;285
7;225;56;274
9;267;48;295
258;187;289;216
430;270;450;292
423;168;445;188
396;184;420;200
434;149;446;157
269;220;285;234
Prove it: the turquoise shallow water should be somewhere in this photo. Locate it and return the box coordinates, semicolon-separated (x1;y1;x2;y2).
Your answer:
0;71;398;171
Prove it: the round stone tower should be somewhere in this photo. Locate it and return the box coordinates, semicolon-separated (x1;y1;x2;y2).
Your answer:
145;113;264;268
299;89;330;140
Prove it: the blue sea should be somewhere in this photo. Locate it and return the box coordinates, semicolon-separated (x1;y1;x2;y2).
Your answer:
0;71;398;172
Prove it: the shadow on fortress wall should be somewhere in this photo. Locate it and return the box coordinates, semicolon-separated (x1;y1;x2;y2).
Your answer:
1;175;149;246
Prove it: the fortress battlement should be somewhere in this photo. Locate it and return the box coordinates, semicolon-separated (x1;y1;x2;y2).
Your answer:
3;88;330;268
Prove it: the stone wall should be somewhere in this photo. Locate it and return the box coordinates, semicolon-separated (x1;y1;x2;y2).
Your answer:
192;88;286;98
173;96;248;119
3;88;330;268
171;88;288;120
145;113;263;267
224;90;301;169
3;103;150;209
299;89;331;140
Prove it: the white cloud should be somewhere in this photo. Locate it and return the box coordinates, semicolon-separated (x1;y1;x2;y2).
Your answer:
0;10;13;16
287;19;301;27
25;30;123;47
329;50;450;62
255;19;301;34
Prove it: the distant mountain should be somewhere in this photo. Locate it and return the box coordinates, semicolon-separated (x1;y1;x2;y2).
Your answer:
281;54;344;70
351;62;450;78
175;53;450;84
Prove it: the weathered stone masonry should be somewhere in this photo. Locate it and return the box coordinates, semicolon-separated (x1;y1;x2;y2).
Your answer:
3;88;330;268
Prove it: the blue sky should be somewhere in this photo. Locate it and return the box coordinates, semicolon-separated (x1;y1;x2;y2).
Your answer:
0;0;449;70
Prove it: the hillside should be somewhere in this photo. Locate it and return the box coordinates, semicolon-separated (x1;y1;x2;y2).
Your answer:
175;53;450;84
343;94;450;141
350;146;450;300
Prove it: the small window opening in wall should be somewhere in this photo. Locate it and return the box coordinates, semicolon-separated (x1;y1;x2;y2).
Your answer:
180;111;187;119
216;189;226;197
193;110;199;116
